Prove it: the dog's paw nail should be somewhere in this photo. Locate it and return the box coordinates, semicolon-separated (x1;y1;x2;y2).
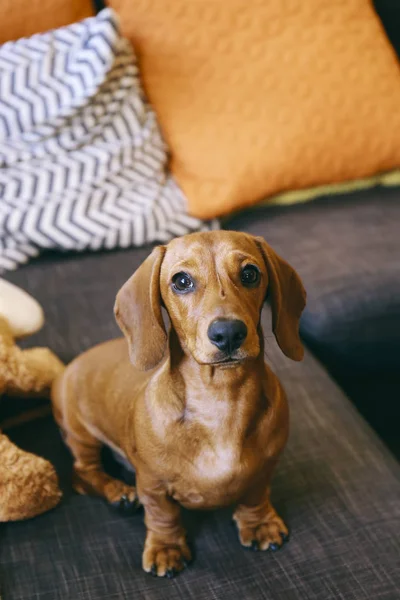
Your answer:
150;564;158;577
133;499;142;511
251;540;259;551
280;532;289;543
111;495;127;509
165;569;176;579
268;543;280;552
112;494;139;514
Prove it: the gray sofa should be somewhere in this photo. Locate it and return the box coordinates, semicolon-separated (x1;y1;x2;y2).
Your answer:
1;184;400;600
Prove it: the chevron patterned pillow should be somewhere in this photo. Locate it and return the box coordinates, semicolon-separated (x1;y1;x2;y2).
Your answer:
0;9;215;272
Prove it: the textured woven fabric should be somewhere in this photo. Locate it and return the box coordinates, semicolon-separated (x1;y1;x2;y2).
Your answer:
227;185;400;374
2;226;400;599
0;9;214;272
108;0;400;219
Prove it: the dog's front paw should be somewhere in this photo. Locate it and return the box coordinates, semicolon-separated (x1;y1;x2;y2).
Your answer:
143;534;192;578
235;513;289;552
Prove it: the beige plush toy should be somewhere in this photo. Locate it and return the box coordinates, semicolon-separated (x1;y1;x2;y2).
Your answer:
0;279;64;521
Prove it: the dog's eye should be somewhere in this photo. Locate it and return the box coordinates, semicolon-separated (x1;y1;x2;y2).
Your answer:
172;272;195;293
241;264;260;287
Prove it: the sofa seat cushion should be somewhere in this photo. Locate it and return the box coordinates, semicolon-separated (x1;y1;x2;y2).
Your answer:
226;185;400;374
2;243;400;599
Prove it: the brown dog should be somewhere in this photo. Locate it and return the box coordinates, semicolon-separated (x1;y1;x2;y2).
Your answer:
52;231;306;578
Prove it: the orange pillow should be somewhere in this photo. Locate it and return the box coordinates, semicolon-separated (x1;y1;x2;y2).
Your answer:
107;0;400;219
0;0;94;44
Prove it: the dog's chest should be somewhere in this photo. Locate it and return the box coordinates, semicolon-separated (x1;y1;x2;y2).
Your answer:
195;443;239;482
160;388;269;509
168;439;251;508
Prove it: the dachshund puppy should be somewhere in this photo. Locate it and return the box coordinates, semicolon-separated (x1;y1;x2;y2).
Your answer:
52;231;306;578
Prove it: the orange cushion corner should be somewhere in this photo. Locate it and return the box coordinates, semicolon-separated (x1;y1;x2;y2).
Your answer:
0;0;95;44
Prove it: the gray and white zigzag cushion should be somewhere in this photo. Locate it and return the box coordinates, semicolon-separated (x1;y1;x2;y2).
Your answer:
0;9;216;272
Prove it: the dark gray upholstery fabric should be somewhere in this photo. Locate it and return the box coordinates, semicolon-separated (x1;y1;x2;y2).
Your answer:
375;0;400;57
1;242;400;600
226;186;400;374
4;245;152;362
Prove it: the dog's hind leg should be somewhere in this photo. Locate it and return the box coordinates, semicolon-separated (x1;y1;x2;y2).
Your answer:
66;432;139;512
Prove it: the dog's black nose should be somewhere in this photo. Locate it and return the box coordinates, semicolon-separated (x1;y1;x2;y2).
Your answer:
207;319;248;353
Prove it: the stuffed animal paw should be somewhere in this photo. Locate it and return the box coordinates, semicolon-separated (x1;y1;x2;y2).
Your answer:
0;279;64;521
0;316;64;397
0;433;62;521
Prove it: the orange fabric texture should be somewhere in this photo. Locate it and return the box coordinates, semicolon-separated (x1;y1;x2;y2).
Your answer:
108;0;400;219
0;0;94;44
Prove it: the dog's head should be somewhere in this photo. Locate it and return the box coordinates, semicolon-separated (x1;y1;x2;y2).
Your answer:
115;231;306;371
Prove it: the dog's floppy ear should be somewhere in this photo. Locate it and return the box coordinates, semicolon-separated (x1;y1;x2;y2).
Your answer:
256;237;306;361
114;246;167;371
